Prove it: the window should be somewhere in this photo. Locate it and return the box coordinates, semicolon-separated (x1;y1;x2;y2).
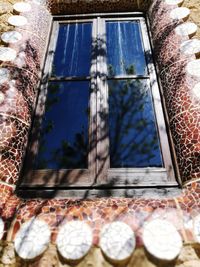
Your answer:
21;13;177;188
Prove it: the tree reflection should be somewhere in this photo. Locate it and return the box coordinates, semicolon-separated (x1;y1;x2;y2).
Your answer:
34;82;89;169
108;63;162;168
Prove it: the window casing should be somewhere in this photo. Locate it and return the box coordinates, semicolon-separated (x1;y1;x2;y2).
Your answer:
21;13;177;188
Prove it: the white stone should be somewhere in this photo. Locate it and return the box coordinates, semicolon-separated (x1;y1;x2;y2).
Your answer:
0;218;4;239
8;15;27;27
56;221;93;261
1;31;22;44
31;0;45;5
180;39;200;56
175;22;198;38
100;222;135;262
165;0;184;6
143;219;182;261
14;218;51;260
0;47;17;62
192;83;200;99
0;92;5;104
14;51;26;68
193;215;200;242
186;59;200;77
0;68;10;83
13;2;31;13
170;7;190;21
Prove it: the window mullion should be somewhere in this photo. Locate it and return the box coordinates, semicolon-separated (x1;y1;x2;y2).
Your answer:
88;18;98;181
96;17;109;184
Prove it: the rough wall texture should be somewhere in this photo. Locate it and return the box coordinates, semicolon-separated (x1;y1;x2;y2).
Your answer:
0;0;200;266
184;0;200;39
48;0;151;14
149;0;200;183
1;243;200;267
0;0;52;188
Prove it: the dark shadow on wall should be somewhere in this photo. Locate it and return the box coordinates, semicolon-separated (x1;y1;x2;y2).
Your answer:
49;0;151;15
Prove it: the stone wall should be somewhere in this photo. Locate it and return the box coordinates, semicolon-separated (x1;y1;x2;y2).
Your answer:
148;0;200;183
1;243;200;267
184;0;200;39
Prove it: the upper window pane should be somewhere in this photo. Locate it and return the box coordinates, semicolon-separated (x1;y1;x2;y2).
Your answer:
106;21;147;77
34;81;89;170
52;23;92;77
109;79;163;168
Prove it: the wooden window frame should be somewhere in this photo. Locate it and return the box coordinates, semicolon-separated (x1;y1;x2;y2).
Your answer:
20;13;178;189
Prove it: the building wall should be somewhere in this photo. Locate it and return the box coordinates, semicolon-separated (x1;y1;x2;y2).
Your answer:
0;0;200;266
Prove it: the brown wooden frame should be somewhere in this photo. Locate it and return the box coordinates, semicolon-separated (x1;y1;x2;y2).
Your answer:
20;13;178;189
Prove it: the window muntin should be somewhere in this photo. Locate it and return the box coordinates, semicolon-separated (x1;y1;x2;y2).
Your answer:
22;14;177;188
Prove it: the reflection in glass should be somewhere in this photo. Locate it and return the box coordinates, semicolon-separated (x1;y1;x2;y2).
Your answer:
108;79;163;168
52;23;92;77
34;82;89;169
106;21;147;76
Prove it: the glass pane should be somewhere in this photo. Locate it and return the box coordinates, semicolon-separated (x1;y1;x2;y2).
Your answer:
52;23;92;77
106;21;147;77
108;79;163;168
34;81;89;169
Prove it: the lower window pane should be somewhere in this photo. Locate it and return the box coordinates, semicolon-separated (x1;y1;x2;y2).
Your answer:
34;81;89;169
108;79;163;168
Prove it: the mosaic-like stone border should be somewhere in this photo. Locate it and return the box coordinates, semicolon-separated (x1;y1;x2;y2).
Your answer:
148;0;200;183
0;0;200;264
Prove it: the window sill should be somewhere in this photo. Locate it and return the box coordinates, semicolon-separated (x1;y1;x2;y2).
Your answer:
17;185;181;199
